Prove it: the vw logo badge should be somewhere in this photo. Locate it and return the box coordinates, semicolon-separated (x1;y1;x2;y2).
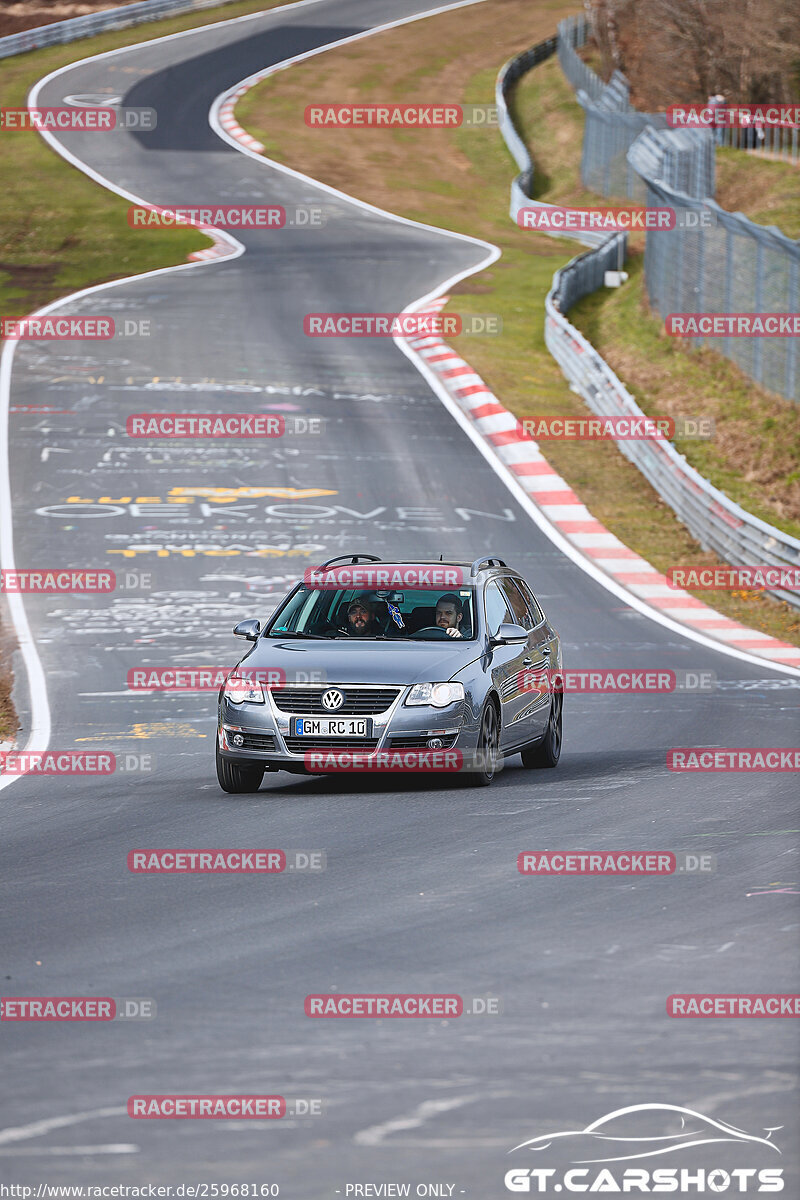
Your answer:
321;688;345;711
233;733;244;747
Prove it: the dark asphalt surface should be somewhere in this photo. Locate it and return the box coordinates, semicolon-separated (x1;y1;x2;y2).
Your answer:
0;0;798;1190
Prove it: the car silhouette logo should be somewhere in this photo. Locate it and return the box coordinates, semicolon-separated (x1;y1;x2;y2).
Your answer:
321;689;345;711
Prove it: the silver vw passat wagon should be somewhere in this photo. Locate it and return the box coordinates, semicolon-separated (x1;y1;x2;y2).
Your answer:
216;554;562;791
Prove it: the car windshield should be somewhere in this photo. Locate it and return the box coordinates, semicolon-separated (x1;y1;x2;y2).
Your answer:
266;585;478;641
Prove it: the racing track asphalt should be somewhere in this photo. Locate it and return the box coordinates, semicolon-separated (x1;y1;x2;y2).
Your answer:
0;0;798;1187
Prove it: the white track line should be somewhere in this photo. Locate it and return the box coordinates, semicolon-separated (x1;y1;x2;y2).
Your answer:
0;1106;127;1145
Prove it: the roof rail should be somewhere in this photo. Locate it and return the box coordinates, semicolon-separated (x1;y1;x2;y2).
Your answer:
470;556;508;576
311;554;383;572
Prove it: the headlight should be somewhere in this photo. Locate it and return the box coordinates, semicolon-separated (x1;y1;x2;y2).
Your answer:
405;682;464;707
224;675;265;705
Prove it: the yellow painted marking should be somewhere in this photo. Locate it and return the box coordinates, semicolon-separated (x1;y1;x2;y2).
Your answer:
169;486;337;500
76;723;207;741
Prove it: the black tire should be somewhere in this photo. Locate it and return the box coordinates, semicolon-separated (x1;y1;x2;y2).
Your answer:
465;700;500;787
216;745;265;793
521;691;562;769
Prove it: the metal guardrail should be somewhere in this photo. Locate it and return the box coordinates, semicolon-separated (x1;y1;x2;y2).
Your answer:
498;29;800;610
0;0;241;59
496;38;610;249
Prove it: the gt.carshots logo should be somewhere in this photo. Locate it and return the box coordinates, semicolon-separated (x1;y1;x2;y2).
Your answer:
504;1104;784;1193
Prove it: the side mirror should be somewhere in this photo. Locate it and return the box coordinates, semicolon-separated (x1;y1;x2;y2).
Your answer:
233;618;261;641
492;622;528;646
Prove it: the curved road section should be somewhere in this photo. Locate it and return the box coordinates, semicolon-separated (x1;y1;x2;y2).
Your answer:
1;0;797;1188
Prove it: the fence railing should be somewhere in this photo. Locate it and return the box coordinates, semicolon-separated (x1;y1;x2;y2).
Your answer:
0;0;241;59
628;127;800;404
498;28;800;609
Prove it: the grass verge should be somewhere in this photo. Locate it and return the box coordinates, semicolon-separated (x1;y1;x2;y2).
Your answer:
237;3;799;646
0;0;298;318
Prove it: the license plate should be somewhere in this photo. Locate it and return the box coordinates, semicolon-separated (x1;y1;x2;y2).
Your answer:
292;717;371;737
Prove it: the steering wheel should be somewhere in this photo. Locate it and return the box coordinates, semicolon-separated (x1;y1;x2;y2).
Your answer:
410;625;453;640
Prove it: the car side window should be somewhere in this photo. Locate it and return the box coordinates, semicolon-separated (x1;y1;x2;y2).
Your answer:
516;579;545;627
498;577;533;630
484;580;514;636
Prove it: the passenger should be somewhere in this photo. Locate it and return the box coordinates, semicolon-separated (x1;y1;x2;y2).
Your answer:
343;594;383;637
435;593;463;638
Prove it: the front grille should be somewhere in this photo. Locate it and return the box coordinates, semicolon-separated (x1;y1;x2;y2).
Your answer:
283;736;381;755
389;734;458;749
272;687;400;716
230;732;276;752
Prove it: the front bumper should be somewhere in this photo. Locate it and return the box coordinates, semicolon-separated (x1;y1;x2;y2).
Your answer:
218;683;480;774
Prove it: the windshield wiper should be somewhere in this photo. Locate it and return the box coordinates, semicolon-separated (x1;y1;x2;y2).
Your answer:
268;630;331;640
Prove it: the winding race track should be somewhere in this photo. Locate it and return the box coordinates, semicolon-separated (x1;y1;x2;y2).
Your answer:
1;0;798;1188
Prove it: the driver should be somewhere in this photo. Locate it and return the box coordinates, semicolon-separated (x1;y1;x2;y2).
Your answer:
343;594;383;637
435;593;463;638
